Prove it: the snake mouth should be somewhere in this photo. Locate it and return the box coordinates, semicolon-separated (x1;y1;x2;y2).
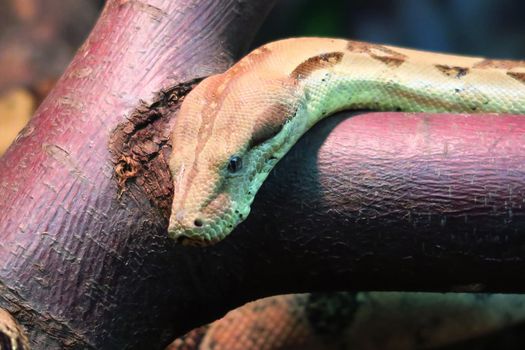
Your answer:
168;216;229;246
170;229;226;246
168;224;208;245
174;234;221;247
168;194;248;245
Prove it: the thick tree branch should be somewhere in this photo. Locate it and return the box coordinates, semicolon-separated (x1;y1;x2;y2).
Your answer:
0;0;276;348
243;111;525;295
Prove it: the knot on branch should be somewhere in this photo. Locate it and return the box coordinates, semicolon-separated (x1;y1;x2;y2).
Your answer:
109;78;203;218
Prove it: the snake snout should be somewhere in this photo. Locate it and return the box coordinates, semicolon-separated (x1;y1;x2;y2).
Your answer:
168;209;214;245
192;217;204;227
173;210;204;228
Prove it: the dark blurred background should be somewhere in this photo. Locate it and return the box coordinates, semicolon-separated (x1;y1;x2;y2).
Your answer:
256;0;525;58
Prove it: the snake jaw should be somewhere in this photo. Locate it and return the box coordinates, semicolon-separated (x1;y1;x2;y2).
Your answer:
168;223;227;247
168;194;253;246
168;222;215;246
168;212;213;245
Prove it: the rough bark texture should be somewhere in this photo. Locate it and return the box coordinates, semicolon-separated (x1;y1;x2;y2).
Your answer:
1;0;525;349
0;0;276;348
247;112;525;295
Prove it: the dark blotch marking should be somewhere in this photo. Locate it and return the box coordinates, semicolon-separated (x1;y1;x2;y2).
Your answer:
291;52;344;80
306;292;360;337
473;59;525;69
250;102;296;149
249;124;284;149
347;40;407;67
435;64;469;78
371;55;405;67
507;72;525;84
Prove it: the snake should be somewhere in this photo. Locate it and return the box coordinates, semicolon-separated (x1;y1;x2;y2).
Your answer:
164;38;525;348
169;292;525;349
167;37;525;245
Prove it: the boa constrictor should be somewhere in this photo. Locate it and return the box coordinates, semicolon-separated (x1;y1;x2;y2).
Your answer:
166;38;525;348
167;37;525;245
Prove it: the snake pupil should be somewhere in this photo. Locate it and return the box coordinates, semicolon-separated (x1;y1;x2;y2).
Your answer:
228;156;242;173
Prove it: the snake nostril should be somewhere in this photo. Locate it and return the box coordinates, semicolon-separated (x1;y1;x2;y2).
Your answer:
193;218;204;227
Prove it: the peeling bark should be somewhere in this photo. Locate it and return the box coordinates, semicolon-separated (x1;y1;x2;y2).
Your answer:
110;78;202;217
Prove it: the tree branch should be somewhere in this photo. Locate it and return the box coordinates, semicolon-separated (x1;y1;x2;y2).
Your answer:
241;111;525;295
0;0;276;348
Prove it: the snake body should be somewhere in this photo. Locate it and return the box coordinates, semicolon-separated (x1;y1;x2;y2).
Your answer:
168;37;525;244
169;292;525;350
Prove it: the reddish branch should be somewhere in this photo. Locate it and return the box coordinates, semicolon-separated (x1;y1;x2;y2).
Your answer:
0;0;524;349
0;0;276;348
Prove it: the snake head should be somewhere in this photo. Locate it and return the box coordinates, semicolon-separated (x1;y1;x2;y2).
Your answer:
168;72;297;246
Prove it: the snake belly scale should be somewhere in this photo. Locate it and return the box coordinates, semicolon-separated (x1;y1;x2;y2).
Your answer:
168;37;525;245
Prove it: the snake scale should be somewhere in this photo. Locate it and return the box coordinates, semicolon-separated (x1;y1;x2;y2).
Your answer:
167;37;525;245
166;38;525;349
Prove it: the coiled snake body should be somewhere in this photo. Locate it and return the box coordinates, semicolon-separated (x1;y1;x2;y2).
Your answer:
168;37;525;244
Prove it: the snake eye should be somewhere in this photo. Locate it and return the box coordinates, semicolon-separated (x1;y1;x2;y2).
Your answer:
228;156;242;173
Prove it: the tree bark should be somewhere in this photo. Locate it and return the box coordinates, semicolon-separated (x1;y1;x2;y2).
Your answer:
0;0;276;348
247;111;525;295
1;0;525;349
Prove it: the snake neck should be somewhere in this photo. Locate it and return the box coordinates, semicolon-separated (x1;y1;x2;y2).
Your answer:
296;46;525;125
274;39;525;165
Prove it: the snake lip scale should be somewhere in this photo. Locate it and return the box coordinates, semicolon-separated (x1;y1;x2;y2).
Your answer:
167;37;525;245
